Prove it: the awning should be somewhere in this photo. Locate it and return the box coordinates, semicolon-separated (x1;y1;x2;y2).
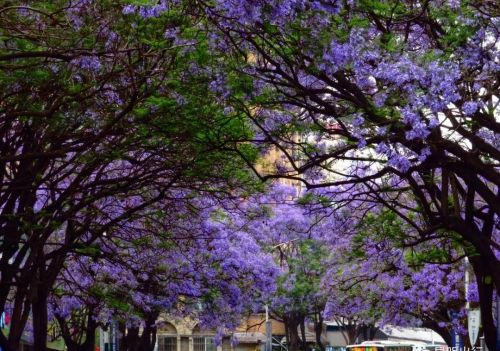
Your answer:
233;332;267;344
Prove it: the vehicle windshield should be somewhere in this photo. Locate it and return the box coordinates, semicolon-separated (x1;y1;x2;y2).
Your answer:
347;346;384;351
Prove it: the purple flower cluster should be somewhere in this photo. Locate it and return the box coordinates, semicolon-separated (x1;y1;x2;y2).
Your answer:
401;107;431;141
375;142;413;172
70;55;101;71
123;1;171;18
213;0;342;27
462;101;478;116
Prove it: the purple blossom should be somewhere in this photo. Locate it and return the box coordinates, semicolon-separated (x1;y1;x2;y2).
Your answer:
377;126;388;136
476;128;500;149
122;5;136;15
71;55;101;71
388;153;411;172
102;85;122;105
418;147;432;162
405;121;430;140
105;30;120;49
209;73;230;98
352;114;365;127
428;116;439;128
462;101;478;116
17;6;30;17
164;27;180;40
310;1;342;14
138;3;168;19
375;141;390;155
401;107;420;125
322;40;351;73
373;92;388;107
357;138;367;148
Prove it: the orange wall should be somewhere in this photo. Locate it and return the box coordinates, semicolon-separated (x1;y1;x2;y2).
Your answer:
236;314;286;335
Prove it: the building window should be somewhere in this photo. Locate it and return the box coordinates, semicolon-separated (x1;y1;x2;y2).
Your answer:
272;335;286;351
222;337;232;351
194;336;216;351
158;336;177;351
181;337;190;351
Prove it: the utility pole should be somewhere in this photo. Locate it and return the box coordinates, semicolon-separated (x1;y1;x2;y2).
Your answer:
100;321;119;351
266;305;272;351
465;257;480;349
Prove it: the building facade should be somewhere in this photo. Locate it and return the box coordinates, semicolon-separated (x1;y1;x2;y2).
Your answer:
155;314;287;351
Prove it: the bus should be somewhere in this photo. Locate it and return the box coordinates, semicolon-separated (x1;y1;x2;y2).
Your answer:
346;340;416;351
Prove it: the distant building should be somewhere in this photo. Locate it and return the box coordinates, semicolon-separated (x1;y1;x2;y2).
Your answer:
153;314;287;351
152;313;329;351
324;320;350;351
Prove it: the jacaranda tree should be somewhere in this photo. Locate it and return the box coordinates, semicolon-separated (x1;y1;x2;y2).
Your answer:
245;185;331;351
0;1;259;350
322;208;471;346
184;1;499;349
220;185;475;349
49;195;278;351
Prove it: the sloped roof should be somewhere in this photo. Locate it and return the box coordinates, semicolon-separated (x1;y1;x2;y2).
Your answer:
379;325;446;345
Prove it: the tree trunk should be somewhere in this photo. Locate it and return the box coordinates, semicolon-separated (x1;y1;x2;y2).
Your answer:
138;314;158;351
368;325;377;340
119;315;158;351
5;283;31;351
56;314;78;351
362;325;369;342
347;319;358;344
285;318;290;347
314;313;325;351
80;312;97;351
0;332;16;351
285;315;302;351
300;319;307;351
121;325;140;351
58;309;98;351
32;284;49;351
469;256;497;351
33;251;66;351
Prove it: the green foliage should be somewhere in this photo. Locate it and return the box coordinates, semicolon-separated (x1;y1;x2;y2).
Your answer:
74;245;101;258
352;210;407;257
275;239;329;314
